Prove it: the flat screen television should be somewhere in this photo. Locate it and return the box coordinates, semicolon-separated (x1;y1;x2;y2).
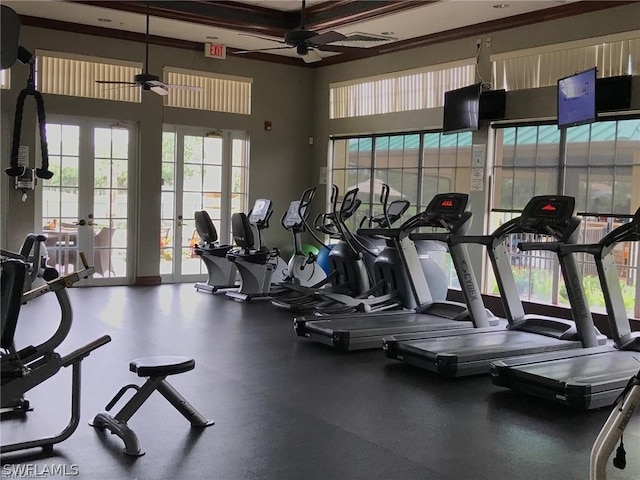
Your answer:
442;83;481;134
596;75;632;113
479;89;507;121
557;67;597;129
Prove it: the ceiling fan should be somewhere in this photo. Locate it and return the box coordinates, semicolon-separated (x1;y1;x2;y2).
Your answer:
95;2;202;95
234;0;381;63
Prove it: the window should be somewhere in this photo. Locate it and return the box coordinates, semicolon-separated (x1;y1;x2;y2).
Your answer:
36;50;142;102
491;118;640;318
330;131;474;289
164;67;252;114
491;31;640;91
330;59;475;119
331;131;473;225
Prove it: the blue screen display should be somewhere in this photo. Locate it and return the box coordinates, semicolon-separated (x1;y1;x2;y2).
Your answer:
557;67;597;128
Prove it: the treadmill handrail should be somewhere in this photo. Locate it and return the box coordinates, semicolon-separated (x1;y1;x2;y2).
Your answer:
449;234;494;246
556;243;603;255
357;227;402;239
410;231;463;242
517;241;566;253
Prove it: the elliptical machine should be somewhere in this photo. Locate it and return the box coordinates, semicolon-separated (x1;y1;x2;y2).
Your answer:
280;187;327;288
309;183;411;315
225;199;287;302
193;210;238;294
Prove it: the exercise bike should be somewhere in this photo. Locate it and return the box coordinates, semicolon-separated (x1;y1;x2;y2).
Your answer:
280;186;328;288
225;198;288;302
193;210;239;294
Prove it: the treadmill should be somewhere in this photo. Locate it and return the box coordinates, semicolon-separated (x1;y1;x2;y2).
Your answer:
490;207;640;410
294;193;499;352
383;195;607;377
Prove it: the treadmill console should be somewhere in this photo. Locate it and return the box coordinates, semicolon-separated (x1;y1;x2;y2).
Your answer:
249;199;272;224
520;196;575;225
425;193;469;220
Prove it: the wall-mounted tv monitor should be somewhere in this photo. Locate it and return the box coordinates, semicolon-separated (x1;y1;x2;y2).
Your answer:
479;89;507;121
557;67;597;129
596;75;632;113
442;83;481;135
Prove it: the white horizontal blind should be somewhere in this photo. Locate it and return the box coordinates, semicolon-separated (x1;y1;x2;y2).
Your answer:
164;67;252;115
330;59;475;119
491;31;640;90
36;50;142;102
0;69;9;89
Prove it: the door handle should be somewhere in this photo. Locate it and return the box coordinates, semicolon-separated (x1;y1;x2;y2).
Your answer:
74;219;86;226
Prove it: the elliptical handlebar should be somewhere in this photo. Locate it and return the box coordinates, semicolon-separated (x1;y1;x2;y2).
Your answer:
379;183;390;230
299;186;316;212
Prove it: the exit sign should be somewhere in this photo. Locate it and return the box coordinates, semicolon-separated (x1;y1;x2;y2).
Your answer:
205;43;226;59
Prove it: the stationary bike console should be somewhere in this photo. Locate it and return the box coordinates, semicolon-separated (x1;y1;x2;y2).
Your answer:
248;199;272;226
282;201;305;230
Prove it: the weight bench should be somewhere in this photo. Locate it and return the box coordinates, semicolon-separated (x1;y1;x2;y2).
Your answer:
90;355;213;456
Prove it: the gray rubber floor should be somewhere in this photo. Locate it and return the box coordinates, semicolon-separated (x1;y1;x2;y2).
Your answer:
2;283;638;480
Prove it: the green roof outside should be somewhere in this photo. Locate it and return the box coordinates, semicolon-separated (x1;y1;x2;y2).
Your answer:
502;118;640;145
348;131;473;152
346;119;639;151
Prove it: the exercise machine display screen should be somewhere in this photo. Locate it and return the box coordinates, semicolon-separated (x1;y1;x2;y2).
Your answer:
249;199;271;223
522;196;574;223
426;193;468;217
283;201;303;228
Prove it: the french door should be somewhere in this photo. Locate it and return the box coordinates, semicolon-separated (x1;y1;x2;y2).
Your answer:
160;126;249;282
37;116;137;285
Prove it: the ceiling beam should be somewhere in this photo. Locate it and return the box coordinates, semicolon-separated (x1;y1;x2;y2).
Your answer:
22;0;636;68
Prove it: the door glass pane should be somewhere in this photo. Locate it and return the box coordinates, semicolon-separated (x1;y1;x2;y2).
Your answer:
160;131;176;275
93;127;128;278
42;123;80;276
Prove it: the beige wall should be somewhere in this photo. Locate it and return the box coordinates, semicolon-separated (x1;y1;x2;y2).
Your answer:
310;2;639;276
1;3;638;282
1;25;315;280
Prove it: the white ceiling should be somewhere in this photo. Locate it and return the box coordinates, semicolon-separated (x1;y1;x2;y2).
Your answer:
4;0;583;62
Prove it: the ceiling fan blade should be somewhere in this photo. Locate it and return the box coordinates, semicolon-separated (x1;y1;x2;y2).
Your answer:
95;80;136;85
234;46;293;54
149;84;169;96
308;31;347;47
301;49;322;64
318;44;379;55
237;33;285;45
165;84;204;92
